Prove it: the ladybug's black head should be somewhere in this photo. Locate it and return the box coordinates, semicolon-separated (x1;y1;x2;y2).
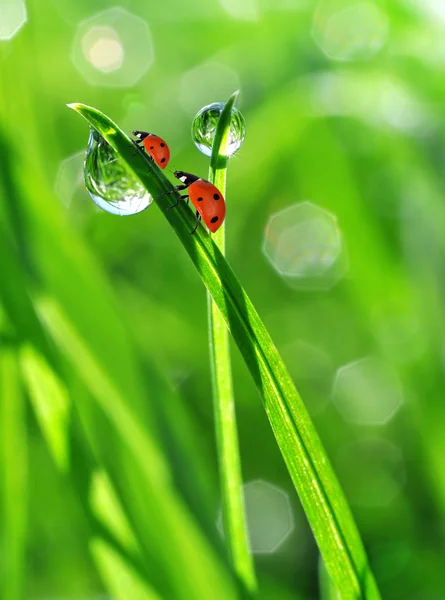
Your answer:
133;130;149;140
174;171;199;184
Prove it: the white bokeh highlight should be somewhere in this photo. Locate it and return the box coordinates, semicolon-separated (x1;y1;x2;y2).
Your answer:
406;0;445;22
333;357;404;425
312;0;388;62
0;0;27;40
218;480;294;554
82;26;124;73
71;8;154;87
263;202;347;291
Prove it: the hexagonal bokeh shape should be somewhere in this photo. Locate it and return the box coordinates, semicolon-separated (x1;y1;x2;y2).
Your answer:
337;438;405;507
0;0;27;40
218;480;294;553
71;7;154;87
263;202;347;291
333;357;404;425
312;0;388;62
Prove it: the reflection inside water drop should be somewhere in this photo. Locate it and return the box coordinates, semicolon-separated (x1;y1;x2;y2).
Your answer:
84;128;151;216
192;102;246;157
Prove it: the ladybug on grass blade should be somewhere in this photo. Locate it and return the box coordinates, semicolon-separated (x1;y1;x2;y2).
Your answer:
167;171;226;234
132;131;170;169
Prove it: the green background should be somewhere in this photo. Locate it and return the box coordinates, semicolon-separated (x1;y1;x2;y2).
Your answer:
1;0;444;598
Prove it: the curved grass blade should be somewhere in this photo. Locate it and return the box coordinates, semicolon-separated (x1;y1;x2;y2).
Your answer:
207;92;257;593
68;103;381;599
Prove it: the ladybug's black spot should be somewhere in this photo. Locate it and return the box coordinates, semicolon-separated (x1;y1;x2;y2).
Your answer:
161;158;166;163
150;146;154;149
210;216;219;223
213;193;220;200
197;197;203;202
160;143;165;147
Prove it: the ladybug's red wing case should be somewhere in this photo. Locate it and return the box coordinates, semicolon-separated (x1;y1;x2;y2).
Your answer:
143;134;170;169
132;131;170;169
188;180;226;233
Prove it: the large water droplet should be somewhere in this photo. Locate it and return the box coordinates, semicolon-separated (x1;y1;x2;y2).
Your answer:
192;102;246;157
84;128;152;216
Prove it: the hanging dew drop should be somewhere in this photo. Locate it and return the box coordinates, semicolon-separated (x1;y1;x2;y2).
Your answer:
192;102;246;158
84;128;152;216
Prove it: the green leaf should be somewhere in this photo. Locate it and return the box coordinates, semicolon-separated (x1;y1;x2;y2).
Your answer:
68;103;381;599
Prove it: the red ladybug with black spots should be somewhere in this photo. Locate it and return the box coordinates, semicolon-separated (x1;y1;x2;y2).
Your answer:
132;130;170;169
168;170;226;234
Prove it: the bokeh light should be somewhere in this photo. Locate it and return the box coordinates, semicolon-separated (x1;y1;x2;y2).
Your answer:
71;8;154;87
81;26;124;74
218;480;295;553
312;0;389;62
0;0;27;40
263;202;347;290
333;357;404;425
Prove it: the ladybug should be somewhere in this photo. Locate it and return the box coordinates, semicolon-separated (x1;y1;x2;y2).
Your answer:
168;171;226;234
132;130;170;169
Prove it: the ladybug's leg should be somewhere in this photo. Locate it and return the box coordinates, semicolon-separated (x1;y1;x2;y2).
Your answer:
190;211;202;235
163;184;189;195
131;139;145;156
167;194;188;210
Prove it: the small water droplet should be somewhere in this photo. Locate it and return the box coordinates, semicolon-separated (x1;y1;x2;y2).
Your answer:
192;102;246;157
84;128;152;216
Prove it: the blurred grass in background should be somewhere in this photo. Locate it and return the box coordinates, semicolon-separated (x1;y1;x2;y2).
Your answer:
1;0;445;598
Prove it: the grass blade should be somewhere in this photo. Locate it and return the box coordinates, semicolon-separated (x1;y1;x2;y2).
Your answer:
20;344;70;472
319;557;340;600
68;103;381;599
207;92;257;592
91;538;162;600
0;343;27;600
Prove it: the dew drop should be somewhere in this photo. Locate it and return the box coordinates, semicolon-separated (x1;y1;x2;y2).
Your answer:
192;102;246;157
84;128;152;216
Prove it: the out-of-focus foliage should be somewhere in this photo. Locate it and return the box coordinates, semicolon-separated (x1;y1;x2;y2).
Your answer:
1;0;445;598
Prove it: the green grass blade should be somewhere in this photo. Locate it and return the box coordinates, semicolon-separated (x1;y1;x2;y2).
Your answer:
1;200;239;599
91;538;162;600
20;344;70;472
0;344;27;600
68;103;381;599
207;92;257;593
38;298;240;600
319;557;340;600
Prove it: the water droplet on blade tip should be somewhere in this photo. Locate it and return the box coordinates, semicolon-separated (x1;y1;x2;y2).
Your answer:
192;102;246;157
84;127;151;216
